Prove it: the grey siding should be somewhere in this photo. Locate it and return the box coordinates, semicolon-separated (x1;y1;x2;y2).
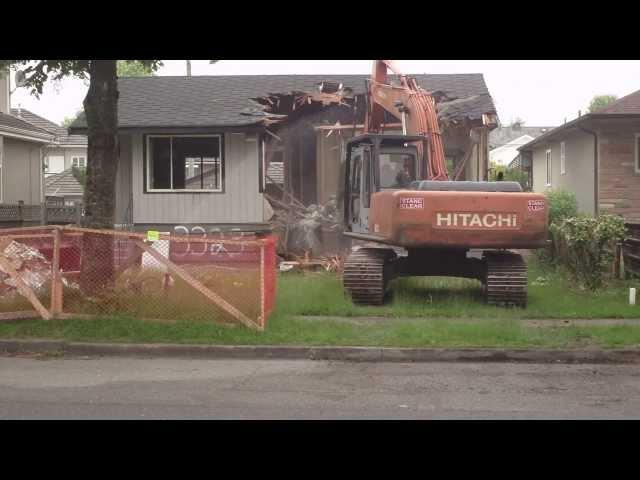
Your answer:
115;134;133;226
2;137;43;204
131;131;264;225
531;129;595;215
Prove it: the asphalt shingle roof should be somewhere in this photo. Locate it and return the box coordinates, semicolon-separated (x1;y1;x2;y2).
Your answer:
11;108;87;145
44;168;84;197
70;74;497;130
0;111;52;136
595;89;640;114
489;125;555;149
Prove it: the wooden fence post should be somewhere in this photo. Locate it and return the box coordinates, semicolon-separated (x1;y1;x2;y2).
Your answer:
259;243;265;331
17;200;24;225
74;202;82;225
50;227;63;316
41;202;48;226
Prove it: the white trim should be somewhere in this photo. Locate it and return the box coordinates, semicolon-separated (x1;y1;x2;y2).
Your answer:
146;134;223;192
635;133;640;174
71;156;86;169
545;149;552;186
560;141;566;175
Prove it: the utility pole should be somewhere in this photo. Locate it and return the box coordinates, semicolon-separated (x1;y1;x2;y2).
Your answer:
186;60;191;77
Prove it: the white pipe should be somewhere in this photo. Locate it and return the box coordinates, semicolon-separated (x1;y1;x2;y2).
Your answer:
630;288;637;306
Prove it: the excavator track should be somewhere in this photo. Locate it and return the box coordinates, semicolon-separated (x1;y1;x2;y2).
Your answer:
343;248;397;305
483;251;528;307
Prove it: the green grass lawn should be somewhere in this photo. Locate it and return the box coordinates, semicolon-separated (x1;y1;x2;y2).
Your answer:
0;256;639;349
275;258;640;319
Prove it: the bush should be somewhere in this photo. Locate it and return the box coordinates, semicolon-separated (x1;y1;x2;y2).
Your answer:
545;189;578;226
489;165;530;190
550;215;627;290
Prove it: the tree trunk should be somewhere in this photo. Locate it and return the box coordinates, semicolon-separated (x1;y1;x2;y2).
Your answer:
79;60;119;295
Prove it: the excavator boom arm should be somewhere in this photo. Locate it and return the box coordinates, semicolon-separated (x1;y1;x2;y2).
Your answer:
364;60;449;180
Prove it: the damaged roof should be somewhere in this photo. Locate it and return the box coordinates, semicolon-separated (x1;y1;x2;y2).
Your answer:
69;74;497;131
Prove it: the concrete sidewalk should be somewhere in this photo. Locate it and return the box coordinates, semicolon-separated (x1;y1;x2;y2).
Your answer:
2;339;640;364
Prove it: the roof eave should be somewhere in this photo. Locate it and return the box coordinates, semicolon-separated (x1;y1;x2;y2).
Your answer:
0;125;55;143
518;113;640;151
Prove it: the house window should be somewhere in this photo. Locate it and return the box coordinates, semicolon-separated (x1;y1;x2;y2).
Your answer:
560;142;566;175
146;135;223;192
545;149;552;186
72;157;86;169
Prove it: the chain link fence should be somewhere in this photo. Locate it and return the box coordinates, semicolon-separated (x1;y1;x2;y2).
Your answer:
0;226;277;330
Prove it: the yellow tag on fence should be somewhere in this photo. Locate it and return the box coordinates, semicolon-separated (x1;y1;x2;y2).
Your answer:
147;230;160;242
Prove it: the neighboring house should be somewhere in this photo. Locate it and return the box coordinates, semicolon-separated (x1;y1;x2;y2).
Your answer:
10;108;88;177
0;72;53;205
44;168;84;206
489;124;553;167
519;89;640;221
70;74;499;232
490;134;535;166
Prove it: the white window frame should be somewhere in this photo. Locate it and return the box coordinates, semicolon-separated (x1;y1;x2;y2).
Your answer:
545;149;552;186
145;134;224;193
71;156;86;169
560;141;566;175
635;133;640;174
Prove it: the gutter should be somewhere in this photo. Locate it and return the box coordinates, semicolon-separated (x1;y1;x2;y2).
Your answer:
578;124;599;215
0;125;53;143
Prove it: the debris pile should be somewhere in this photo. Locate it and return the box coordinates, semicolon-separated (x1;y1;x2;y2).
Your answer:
268;195;341;257
0;240;53;297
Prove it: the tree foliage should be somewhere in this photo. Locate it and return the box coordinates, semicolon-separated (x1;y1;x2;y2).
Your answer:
545;189;578;226
588;94;618;113
61;108;84;128
489;162;530;190
117;60;160;77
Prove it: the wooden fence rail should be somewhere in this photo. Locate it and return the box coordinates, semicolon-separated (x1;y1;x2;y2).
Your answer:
0;225;274;330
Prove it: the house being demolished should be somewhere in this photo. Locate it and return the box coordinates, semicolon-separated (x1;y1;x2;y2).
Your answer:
241;76;498;255
69;73;499;257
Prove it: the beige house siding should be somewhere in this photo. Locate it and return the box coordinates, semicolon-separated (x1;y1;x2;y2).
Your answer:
2;137;43;204
531;129;595;215
129;131;264;226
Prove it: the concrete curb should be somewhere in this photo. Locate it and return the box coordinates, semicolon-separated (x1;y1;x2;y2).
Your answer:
2;339;640;364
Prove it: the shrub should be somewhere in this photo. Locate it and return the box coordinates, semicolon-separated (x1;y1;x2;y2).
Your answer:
550;214;627;290
545;189;578;226
489;165;530;190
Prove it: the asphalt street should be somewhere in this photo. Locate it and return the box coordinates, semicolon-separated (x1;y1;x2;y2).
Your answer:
1;356;640;419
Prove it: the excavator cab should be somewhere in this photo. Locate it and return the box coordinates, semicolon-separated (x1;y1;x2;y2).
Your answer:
344;133;427;233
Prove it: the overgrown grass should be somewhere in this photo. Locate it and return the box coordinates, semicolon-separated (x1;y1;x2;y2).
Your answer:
275;258;640;319
2;315;640;348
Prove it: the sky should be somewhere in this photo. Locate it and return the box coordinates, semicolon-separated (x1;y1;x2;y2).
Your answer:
8;60;640;127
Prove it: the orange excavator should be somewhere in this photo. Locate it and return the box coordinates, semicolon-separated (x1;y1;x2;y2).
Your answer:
342;60;548;307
